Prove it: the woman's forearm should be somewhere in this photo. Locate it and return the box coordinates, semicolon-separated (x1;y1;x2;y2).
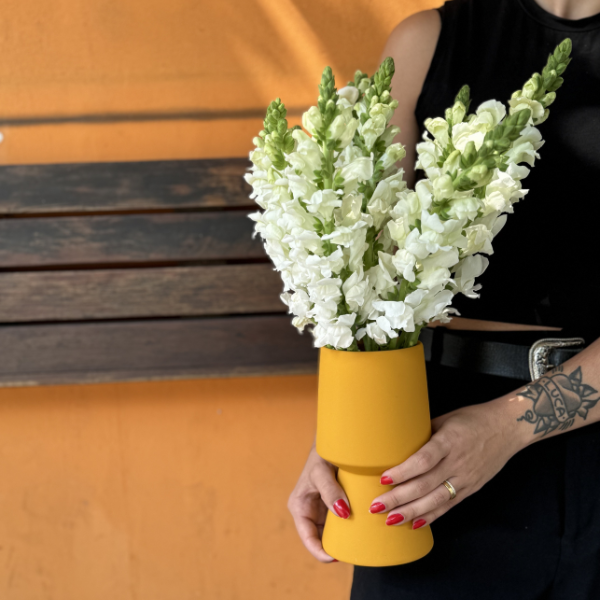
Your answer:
490;336;600;452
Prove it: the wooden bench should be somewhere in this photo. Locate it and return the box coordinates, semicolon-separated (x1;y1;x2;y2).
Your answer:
0;158;317;386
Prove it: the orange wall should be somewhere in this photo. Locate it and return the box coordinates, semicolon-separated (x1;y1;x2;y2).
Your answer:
0;376;355;599
0;0;441;598
0;0;441;164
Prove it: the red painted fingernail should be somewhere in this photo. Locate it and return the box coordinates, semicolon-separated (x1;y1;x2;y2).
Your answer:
386;513;405;526
333;499;350;519
369;502;386;514
381;476;394;485
331;559;338;563
413;519;427;529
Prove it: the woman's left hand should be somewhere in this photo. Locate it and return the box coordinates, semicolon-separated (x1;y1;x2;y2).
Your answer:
370;397;528;529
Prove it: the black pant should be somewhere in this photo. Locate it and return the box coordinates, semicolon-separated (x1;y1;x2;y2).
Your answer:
351;339;600;600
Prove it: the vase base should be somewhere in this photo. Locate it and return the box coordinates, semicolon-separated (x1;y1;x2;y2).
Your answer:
322;468;434;567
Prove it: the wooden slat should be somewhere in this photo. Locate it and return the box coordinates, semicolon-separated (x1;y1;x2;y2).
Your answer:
0;158;254;214
0;264;285;322
0;315;318;386
0;211;265;267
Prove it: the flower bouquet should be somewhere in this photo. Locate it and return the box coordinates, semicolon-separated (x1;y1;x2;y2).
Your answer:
246;39;572;566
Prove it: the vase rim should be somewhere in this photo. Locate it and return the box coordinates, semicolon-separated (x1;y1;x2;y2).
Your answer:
320;341;423;355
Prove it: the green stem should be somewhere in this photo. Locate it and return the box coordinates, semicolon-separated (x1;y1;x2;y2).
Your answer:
322;144;334;189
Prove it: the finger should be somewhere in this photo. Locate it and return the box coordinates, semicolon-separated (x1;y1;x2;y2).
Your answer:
412;492;465;529
384;478;463;528
311;461;351;519
292;513;336;563
380;434;451;486
371;463;451;513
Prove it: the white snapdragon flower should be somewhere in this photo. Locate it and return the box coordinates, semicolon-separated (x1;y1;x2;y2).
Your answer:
452;122;486;153
308;300;339;322
452;254;489;298
375;316;399;340
281;289;312;319
380;144;406;171
307;277;343;303
305;247;345;278
372;300;415;332
313;313;357;349
482;168;528;215
358;281;381;322
508;94;545;124
338;85;360;105
277;199;314;231
391;248;417;282
305;189;343;220
387;216;410;246
379;125;401;146
302;106;322;135
285;173;316;203
249;148;273;171
370;102;395;122
360;114;387;149
322;216;371;247
475;100;506;129
409;288;455;324
415;135;442;180
340;156;374;182
452;100;507;153
345;226;370;272
446;195;481;220
287;129;322;177
343;268;368;312
356;322;388;345
335;192;362;226
417;248;460;290
282;228;322;254
376;253;400;295
505;126;544;166
330;106;359;149
367;174;407;229
292;316;313;331
432;174;455;201
463;224;494;256
424;117;450;148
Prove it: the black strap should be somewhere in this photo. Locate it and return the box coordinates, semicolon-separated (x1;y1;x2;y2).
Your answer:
419;327;584;381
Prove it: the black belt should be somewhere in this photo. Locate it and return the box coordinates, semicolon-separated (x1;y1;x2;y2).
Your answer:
420;327;586;381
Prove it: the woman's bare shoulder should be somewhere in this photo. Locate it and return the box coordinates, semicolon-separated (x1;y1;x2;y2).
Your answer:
382;10;442;100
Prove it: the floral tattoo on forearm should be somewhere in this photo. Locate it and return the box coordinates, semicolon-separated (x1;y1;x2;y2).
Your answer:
517;366;599;436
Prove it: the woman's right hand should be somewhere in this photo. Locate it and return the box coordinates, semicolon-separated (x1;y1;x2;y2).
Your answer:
287;443;351;562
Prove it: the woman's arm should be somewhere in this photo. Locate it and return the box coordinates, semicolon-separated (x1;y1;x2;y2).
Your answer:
370;336;600;529
381;9;441;189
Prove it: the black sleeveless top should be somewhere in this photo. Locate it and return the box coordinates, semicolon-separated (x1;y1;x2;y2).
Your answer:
415;0;600;335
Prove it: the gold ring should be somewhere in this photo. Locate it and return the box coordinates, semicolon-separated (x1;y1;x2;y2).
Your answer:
443;479;457;500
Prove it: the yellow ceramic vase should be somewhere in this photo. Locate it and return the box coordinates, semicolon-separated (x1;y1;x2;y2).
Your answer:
316;342;434;566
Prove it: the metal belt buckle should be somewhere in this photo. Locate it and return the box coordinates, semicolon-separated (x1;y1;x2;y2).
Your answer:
528;337;585;380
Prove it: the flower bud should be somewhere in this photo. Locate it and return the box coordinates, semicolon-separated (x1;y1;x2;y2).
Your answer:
357;78;370;93
462;140;477;167
253;136;264;149
522;75;540;99
469;164;493;186
380;143;406;170
451;101;466;125
302;106;322;135
541;91;556;107
433;173;455;200
443;149;461;174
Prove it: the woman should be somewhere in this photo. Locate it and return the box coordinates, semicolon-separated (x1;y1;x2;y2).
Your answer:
288;0;600;597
